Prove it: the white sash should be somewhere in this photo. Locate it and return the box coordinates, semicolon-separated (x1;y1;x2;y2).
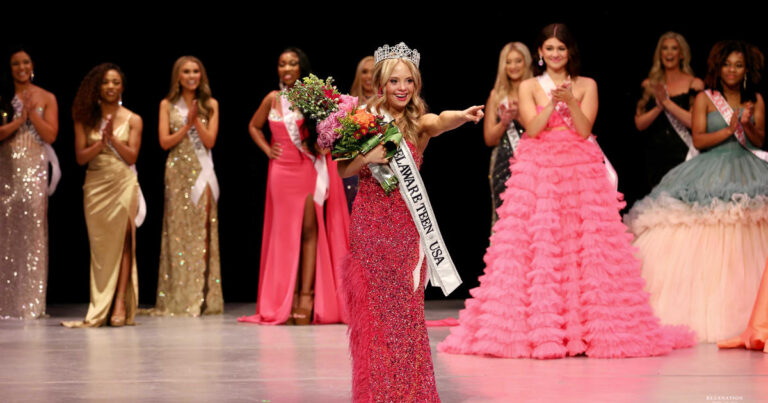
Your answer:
536;73;619;189
662;87;699;160
374;108;462;296
280;96;329;204
704;90;768;163
174;99;220;205
99;118;146;227
12;96;61;195
499;97;521;152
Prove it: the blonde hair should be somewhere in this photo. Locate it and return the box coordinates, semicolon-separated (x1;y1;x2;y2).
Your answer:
367;58;427;144
165;56;213;120
637;32;695;113
350;56;374;103
492;42;533;106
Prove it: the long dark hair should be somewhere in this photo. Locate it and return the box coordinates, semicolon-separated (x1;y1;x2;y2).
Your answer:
1;45;31;125
704;40;764;103
534;23;580;78
72;63;126;131
281;47;320;155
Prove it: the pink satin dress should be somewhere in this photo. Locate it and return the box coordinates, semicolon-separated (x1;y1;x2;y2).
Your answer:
238;106;349;325
438;105;696;359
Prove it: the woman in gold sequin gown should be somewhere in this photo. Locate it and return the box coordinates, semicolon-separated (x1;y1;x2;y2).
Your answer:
63;64;143;328
0;48;59;320
151;56;222;316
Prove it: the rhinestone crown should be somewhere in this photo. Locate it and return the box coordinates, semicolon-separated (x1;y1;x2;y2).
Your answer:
374;42;420;68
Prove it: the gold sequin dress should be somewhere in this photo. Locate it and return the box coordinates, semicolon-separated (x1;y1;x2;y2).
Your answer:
152;99;222;316
63;116;139;327
0;99;49;319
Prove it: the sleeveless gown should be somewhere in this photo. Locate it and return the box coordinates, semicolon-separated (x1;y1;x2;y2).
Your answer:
439;105;695;359
238;103;349;325
625;110;768;342
344;141;440;401
63;117;140;327
489;96;522;228
641;90;695;191
152;99;223;316
0;97;50;319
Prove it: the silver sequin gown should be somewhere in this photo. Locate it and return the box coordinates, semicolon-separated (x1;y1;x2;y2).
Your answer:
0;97;50;319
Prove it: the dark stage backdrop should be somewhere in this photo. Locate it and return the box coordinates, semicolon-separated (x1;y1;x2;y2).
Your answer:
2;10;767;305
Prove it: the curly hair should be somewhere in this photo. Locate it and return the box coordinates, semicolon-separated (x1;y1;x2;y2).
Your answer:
534;23;580;78
72;63;125;130
705;40;764;103
165;56;213;120
367;58;428;145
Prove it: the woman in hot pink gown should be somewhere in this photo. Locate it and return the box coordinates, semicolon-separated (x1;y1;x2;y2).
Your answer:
338;43;484;402
238;48;349;325
438;24;695;359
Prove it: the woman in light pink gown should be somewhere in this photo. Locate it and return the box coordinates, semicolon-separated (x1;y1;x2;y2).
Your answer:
238;48;349;325
438;24;695;359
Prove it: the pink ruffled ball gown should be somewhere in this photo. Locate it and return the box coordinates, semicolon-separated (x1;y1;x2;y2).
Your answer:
438;104;695;359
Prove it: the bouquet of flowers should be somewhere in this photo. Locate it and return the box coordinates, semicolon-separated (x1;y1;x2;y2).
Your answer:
283;74;403;194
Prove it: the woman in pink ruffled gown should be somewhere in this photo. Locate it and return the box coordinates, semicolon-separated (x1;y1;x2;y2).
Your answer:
338;43;484;402
238;48;349;325
438;24;695;359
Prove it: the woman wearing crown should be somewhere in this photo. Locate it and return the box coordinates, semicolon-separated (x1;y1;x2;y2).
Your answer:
438;24;695;359
337;42;483;401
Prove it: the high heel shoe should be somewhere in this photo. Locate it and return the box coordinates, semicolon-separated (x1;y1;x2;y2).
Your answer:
292;292;314;326
109;315;126;327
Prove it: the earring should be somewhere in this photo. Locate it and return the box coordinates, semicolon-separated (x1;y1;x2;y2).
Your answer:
118;95;123;107
538;56;544;67
744;73;748;89
279;81;287;91
377;87;383;98
30;71;35;81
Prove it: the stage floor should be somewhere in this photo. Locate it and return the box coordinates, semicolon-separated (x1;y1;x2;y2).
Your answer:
1;302;765;402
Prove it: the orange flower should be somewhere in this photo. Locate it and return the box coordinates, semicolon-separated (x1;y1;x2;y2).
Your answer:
351;109;375;129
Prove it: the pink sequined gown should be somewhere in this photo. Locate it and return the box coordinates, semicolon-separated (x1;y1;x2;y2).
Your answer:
344;141;440;402
238;107;349;325
438;106;696;359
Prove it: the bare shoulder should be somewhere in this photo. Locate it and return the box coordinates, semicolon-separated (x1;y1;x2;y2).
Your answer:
574;76;596;89
419;112;439;126
520;77;538;90
690;77;705;91
641;78;651;89
123;108;143;125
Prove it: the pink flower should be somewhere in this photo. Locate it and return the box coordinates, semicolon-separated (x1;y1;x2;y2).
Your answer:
338;95;359;114
317;109;345;148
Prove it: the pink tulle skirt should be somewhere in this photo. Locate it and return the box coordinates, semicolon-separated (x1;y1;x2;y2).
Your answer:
439;129;695;359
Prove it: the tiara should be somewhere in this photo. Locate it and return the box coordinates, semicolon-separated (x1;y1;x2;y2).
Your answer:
374;42;420;67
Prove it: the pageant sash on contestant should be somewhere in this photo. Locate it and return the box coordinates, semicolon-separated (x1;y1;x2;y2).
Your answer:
100;118;146;227
281;96;329;204
371;108;461;296
11;96;61;195
390;141;462;296
705;89;768;163
174;99;220;206
537;73;619;189
500;98;521;152
663;87;699;161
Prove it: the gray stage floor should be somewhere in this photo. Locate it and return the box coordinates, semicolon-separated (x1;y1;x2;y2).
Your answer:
1;302;766;402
